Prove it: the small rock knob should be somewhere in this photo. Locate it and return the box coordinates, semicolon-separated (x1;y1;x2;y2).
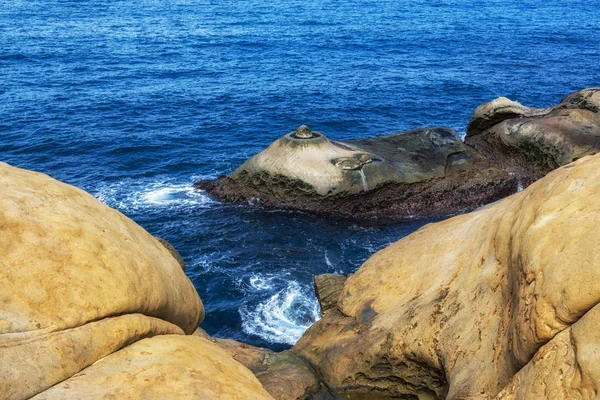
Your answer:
294;125;314;139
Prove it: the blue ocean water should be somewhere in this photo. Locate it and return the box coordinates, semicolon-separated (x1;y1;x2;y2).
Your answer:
1;0;599;350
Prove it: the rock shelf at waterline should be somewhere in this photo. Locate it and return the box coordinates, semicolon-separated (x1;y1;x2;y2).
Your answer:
197;88;600;220
195;125;517;219
465;87;600;187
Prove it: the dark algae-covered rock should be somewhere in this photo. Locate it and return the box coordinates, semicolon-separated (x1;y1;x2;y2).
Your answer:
465;87;600;187
195;125;516;219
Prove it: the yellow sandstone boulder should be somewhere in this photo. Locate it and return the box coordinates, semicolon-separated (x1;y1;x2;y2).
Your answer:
294;153;600;399
496;302;600;399
31;335;273;400
0;162;272;400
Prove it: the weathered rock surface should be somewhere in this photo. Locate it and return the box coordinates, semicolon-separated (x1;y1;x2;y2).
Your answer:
0;162;272;400
155;236;186;271
196;126;516;219
293;153;600;399
196;329;336;400
31;335;273;400
314;274;347;316
212;337;272;372
246;350;334;400
465;87;600;187
496;302;600;399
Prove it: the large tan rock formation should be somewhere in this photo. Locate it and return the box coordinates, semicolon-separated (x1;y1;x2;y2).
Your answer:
294;153;600;399
0;162;272;400
496;302;600;399
30;335;273;400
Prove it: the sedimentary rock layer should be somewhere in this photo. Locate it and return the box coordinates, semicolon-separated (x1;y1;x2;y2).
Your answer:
293;153;600;399
0;162;272;400
465;87;600;187
196;126;516;219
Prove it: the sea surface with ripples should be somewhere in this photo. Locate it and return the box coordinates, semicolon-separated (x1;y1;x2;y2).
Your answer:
2;0;599;350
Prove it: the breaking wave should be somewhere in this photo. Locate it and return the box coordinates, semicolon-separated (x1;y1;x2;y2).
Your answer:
240;280;320;345
93;179;213;212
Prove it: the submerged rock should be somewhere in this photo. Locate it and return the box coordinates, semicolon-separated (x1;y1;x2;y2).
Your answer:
0;162;272;400
292;153;600;399
196;126;516;219
465;87;600;187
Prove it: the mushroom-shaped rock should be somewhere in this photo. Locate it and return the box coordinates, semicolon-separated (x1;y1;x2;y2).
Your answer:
465;87;600;187
293;124;315;139
292;153;600;399
196;126;516;219
0;162;271;400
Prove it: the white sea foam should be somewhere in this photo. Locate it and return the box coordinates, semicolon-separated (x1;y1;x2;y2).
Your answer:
240;281;320;345
142;184;212;206
324;251;334;269
93;179;214;212
249;274;276;291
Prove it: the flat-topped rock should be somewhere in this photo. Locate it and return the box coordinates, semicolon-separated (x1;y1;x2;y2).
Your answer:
196;126;516;219
465;87;600;187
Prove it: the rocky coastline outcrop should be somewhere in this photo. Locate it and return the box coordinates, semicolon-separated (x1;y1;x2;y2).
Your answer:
465;87;600;187
4;88;600;400
190;153;600;399
196;126;516;219
0;162;273;400
197;88;600;220
289;153;600;399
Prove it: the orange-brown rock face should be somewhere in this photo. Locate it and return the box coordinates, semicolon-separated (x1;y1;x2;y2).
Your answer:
0;162;272;400
294;153;600;399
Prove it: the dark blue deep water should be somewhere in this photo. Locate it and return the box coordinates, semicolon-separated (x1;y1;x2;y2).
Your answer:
2;0;599;350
